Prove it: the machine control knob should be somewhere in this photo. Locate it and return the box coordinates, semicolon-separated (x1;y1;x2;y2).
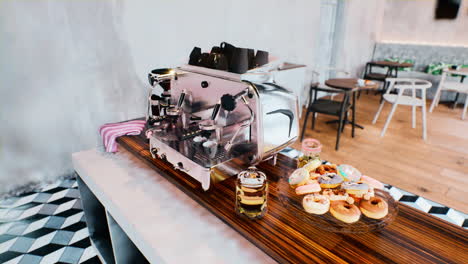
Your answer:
201;81;209;88
220;94;237;111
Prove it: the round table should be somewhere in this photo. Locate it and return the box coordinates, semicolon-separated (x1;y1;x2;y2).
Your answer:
324;78;379;135
325;78;380;91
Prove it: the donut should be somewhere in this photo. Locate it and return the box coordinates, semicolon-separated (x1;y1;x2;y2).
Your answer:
321;188;335;197
341;181;369;197
360;197;388;219
315;164;337;175
363;188;375;200
322;188;348;201
309;172;321;180
295;180;321;195
337;164;362;182
330;201;361;223
317;173;343;188
303;159;322;173
289;168;309;188
303;194;330;215
361;175;384;190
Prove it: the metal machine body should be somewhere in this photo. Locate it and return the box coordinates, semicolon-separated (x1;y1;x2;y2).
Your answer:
146;64;305;190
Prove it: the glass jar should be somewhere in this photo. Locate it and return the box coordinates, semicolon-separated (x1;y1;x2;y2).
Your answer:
235;166;268;219
297;138;322;168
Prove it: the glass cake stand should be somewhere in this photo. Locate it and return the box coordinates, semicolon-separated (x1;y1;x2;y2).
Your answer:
277;178;398;233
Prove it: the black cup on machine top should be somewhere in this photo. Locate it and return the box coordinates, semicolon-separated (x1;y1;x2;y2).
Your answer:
230;48;249;74
188;42;268;74
189;47;202;66
255;50;269;68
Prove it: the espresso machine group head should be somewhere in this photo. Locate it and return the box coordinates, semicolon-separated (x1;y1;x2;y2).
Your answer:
146;64;305;190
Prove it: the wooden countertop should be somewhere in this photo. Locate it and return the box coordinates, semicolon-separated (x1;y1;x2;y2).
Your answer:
117;135;468;264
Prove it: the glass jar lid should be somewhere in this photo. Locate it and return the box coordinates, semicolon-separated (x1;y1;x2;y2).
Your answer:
301;138;322;156
238;166;266;187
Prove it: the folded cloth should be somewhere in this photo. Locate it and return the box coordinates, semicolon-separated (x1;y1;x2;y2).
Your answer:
99;120;146;152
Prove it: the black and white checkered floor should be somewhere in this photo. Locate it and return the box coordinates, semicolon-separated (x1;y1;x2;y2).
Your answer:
0;178;100;264
0;150;467;264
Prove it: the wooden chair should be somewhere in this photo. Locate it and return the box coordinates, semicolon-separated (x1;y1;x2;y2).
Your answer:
372;78;432;140
300;84;352;150
429;69;468;120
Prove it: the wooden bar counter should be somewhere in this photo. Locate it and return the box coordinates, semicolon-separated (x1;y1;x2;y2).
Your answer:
117;135;467;264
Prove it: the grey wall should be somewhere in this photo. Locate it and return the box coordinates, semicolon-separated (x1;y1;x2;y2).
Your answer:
0;0;322;195
380;0;468;45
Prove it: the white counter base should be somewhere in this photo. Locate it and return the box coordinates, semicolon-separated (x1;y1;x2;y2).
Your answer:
72;148;275;264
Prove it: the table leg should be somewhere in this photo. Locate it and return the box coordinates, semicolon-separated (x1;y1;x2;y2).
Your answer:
453;93;459;109
352;91;356;137
452;76;466;109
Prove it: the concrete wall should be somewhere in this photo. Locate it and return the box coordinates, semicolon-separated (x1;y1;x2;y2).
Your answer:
0;0;147;195
380;0;468;46
332;0;385;77
0;0;321;195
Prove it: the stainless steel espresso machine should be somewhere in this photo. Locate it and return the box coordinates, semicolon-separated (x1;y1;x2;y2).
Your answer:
146;64;305;190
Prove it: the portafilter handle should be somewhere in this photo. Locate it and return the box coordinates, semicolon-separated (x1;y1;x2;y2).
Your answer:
177;91;186;108
211;101;221;120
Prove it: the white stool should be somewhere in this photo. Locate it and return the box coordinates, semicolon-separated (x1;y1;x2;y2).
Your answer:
429;68;468;120
372;78;432;140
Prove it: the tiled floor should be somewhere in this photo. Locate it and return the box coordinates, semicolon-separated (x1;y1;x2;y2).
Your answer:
0;150;466;264
0;178;100;264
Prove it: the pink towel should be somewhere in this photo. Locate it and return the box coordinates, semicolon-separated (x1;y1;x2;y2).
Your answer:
99;120;146;152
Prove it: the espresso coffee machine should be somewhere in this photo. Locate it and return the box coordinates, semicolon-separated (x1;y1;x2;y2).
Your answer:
146;64;305;190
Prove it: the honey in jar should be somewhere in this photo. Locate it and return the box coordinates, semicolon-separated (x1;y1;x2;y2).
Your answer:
235;166;268;219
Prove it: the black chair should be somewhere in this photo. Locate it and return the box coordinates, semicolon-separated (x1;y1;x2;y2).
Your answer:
300;84;353;151
363;62;397;96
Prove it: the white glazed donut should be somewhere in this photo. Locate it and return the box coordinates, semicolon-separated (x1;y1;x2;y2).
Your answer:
303;194;330;215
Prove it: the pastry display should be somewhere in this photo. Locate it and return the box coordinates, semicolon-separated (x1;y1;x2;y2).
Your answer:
303;194;330;215
318;173;343;188
330;201;361;223
360;197;389;219
337;164;362;182
288;157;392;225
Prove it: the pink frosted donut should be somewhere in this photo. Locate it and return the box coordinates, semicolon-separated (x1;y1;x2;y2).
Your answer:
295;181;321;195
361;175;384;189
